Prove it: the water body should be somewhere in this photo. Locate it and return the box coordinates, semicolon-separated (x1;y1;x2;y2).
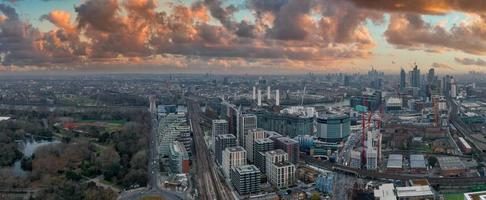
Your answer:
309;99;350;108
8;139;60;177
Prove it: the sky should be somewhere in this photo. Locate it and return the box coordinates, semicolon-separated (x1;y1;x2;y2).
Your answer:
0;0;485;74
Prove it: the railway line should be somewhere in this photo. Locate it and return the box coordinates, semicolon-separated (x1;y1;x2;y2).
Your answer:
188;100;233;200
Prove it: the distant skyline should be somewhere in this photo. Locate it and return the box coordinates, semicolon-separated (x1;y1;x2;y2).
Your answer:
0;0;485;74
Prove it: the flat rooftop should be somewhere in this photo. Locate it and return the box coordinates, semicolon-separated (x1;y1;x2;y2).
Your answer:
255;138;273;144
438;156;466;170
265;149;287;156
464;191;486;200
226;146;246;152
387;154;403;169
410;154;426;169
396;186;434;198
234;164;260;174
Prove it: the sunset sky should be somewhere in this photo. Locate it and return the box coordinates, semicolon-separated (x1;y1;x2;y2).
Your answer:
0;0;486;74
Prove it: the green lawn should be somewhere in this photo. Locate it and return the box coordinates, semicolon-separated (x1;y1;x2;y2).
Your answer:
444;193;464;200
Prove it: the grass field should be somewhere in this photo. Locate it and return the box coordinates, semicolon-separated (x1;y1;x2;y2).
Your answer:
444;193;463;200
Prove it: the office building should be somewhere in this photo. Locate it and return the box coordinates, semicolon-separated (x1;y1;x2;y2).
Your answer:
350;88;382;111
230;165;261;195
245;128;266;162
212;119;228;151
239;114;257;147
386;97;402;112
169;141;190;174
275;137;300;164
410;65;420;88
256;109;314;138
215;134;237;165
400;68;406;91
222;146;247;177
316;114;350;142
222;101;239;136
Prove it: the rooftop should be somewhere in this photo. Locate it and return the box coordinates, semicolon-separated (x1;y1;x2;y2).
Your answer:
437;156;466;170
396;186;434;198
255;138;274;144
464;191;486;200
234;164;260;174
265;149;287;156
273;161;295;168
387;154;403;169
410;154;426;169
373;183;397;200
226;146;246;153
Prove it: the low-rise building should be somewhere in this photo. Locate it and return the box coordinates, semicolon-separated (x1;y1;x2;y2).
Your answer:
386;154;403;173
437;156;466;176
410;154;427;173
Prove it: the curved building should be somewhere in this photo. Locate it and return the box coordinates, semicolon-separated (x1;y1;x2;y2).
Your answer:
316;114;350;142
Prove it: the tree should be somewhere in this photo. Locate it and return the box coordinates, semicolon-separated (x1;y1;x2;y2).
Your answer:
97;148;120;169
311;192;321;200
428;156;438;168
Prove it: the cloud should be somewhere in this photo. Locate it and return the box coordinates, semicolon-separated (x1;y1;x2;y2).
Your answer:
455;57;486;66
384;14;486;55
431;62;454;69
348;0;486;15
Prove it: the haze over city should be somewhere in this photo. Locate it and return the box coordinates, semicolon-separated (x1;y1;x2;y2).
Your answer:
0;0;484;73
3;1;486;200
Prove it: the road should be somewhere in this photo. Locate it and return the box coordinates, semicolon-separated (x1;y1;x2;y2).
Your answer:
118;111;185;200
187;99;234;200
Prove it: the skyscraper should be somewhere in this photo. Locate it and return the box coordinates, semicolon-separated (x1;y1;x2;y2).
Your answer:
410;65;420;88
400;68;406;91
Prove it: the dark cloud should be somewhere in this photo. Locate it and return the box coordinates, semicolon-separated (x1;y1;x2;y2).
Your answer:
455;57;486;66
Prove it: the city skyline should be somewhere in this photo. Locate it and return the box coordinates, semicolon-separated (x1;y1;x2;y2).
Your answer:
0;0;485;74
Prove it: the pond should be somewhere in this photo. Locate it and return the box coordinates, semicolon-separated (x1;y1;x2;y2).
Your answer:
8;139;61;177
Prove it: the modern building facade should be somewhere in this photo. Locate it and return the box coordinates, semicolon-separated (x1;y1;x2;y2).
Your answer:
268;161;296;189
265;150;288;176
316;114;351;142
275;137;300;164
222;146;247;177
215;134;237;165
255;110;313;138
212;119;228;151
169;141;190;173
230;165;261;195
245;128;265;162
239;114;257;147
